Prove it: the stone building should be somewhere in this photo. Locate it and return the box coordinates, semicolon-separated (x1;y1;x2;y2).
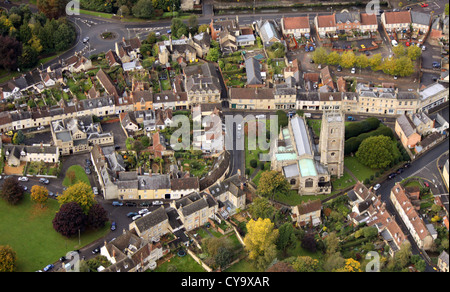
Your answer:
318;110;345;178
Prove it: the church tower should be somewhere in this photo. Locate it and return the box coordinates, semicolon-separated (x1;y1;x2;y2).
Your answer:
318;109;345;178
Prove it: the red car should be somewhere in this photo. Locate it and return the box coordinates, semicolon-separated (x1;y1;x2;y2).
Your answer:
423;181;430;187
421;3;429;7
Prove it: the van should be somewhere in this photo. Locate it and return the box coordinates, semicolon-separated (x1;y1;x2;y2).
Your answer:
391;40;398;47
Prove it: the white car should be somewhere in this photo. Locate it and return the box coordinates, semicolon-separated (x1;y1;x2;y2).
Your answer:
92;187;98;195
237;124;242;131
351;67;356;74
152;201;163;206
138;208;149;215
132;214;142;221
422;45;426;51
18;177;29;182
373;184;381;191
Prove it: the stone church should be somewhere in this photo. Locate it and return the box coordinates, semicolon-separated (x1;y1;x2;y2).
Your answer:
270;110;345;195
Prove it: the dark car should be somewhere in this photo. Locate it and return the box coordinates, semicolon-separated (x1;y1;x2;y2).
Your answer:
388;173;397;179
85;168;91;175
125;202;137;207
404;162;411;168
127;212;138;218
111;221;116;231
337;65;342;72
140;202;151;207
396;168;404;174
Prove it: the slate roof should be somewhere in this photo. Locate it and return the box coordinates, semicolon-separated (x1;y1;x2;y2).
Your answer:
245;57;262;85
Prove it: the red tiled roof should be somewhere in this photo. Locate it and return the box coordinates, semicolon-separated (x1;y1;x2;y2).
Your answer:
283;16;310;30
317;14;336;28
384;11;411;24
360;13;378;25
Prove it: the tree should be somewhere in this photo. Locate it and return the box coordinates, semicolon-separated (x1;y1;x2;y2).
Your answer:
206;47;220;62
215;247;233;269
291;256;319;272
407;45;422;61
323;232;340;255
244;218;279;271
198;24;209;33
52;202;87;237
369;53;383;71
0;245;17;272
0;35;22;71
340;50;356;68
86;203;109;229
37;0;67;19
19;45;38;69
132;0;155;19
276;110;288;128
334;258;362;272
355;54;369;68
276;222;296;253
14;130;24;145
171;18;188;39
326;51;341;65
53;22;76;52
312;47;328;64
257;170;290;200
356;135;395;169
248;197;276;220
140;44;153;57
265;261;296;272
394;56;415;77
381;56;397;76
268;42;285;58
1;177;24;205
30;185;49;208
301;233;317;252
392;43;407;57
57;181;96;214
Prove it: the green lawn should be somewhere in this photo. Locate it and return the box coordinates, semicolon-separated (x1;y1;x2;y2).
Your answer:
344;156;378;182
0;194;110;272
153;253;206;272
331;170;356;192
63;165;91;187
273;190;330;206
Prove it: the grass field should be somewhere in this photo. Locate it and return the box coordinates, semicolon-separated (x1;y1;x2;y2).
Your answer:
0;194;110;272
344;156;378;182
62;165;91;187
153;253;205;272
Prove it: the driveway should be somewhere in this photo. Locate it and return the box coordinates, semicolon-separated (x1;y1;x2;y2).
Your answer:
100;121;127;150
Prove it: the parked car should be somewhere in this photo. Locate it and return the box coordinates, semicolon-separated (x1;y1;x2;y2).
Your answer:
422;45;426;51
337;65;342;72
404;162;411;168
125;202;137;207
351;67;356;74
423;181;430;187
92;247;101;254
83;37;89;43
37;126;45;130
85;167;91;175
127;212;138;218
396;168;404;174
388;173;397;179
92;187;98;195
132;214;142;221
111;221;116;231
391;40;398;47
432;62;441;68
361;44;366;49
18;176;29;182
153;201;163;205
140;202;151;207
112;201;123;206
420;3;429;7
138;208;149;215
373;184;381;191
39;178;50;184
43;264;54;272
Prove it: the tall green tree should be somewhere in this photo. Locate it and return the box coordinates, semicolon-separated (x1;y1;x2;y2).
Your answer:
257;170;290;200
132;0;155;19
37;0;68;19
355;135;395;169
340;50;356;68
